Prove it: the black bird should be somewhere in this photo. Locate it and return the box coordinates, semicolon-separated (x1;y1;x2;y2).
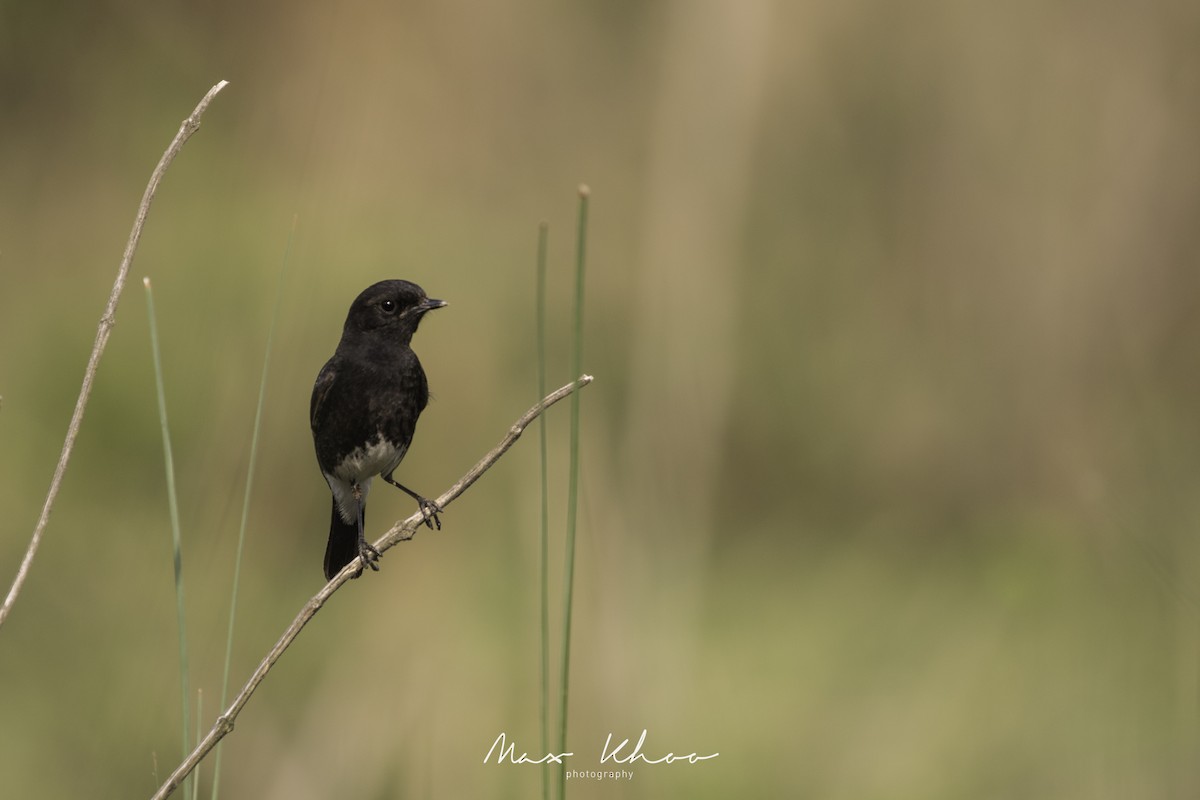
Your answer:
311;279;446;580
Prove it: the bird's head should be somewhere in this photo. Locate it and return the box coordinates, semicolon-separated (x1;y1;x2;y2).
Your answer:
344;279;447;344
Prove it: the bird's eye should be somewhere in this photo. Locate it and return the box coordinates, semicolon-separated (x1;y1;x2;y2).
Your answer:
380;299;397;314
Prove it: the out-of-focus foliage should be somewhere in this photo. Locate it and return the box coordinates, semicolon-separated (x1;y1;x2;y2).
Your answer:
1;1;1198;797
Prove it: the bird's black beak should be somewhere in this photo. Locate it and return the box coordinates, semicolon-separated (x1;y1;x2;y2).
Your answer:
421;298;447;312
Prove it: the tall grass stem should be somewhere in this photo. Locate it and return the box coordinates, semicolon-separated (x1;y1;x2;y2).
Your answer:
144;277;192;800
193;689;203;800
209;217;295;800
535;221;552;800
557;185;590;799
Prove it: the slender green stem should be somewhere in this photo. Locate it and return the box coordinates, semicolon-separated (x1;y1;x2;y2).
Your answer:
193;689;203;800
144;277;191;800
558;186;589;800
210;217;296;800
535;221;551;800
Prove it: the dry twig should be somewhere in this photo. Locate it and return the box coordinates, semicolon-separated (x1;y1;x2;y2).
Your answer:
149;374;594;800
0;80;229;629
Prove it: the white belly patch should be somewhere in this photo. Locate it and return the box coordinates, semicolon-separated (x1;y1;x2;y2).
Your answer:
324;436;408;525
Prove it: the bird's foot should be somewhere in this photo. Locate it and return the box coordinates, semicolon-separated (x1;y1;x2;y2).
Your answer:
357;538;382;573
416;496;443;530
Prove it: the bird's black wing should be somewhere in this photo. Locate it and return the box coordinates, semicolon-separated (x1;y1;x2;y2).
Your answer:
310;358;339;433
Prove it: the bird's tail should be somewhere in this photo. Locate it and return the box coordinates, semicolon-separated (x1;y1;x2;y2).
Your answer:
324;497;362;580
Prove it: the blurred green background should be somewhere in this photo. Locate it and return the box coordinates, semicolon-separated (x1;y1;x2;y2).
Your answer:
2;1;1199;797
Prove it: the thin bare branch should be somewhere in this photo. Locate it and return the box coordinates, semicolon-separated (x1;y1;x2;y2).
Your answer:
149;374;594;800
0;80;229;629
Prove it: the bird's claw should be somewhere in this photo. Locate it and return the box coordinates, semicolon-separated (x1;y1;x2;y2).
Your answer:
418;497;443;530
358;540;382;572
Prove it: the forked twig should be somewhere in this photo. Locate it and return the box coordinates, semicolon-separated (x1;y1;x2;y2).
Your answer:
149;374;594;800
0;80;229;629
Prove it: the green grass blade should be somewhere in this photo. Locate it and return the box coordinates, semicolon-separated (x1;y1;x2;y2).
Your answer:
193;689;203;800
209;216;296;800
144;277;191;800
557;185;589;800
535;220;551;800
